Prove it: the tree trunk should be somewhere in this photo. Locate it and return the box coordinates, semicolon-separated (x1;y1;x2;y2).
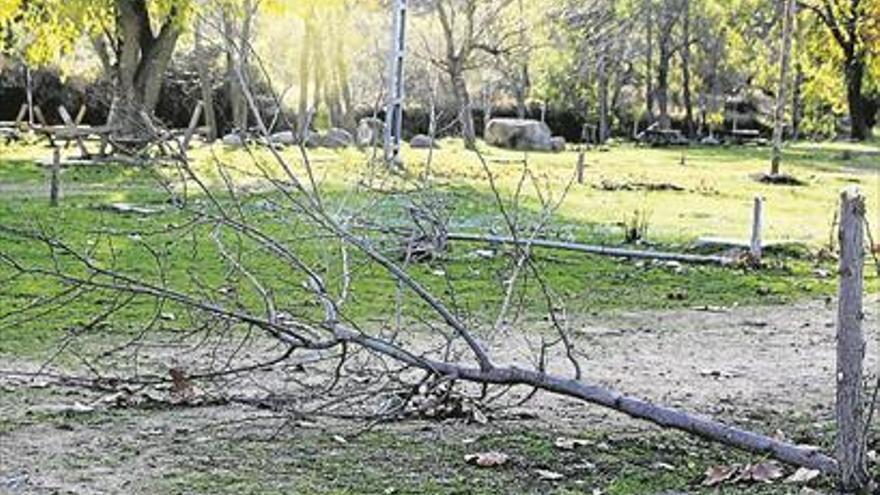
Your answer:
451;67;476;149
845;58;869;141
598;48;609;143
515;0;530;119
298;16;314;139
792;67;804;140
194;20;218;142
332;14;355;131
681;0;694;137
515;67;529;119
657;41;671;130
223;15;246;134
771;0;794;175
107;0;182;138
234;1;254;134
645;0;654;124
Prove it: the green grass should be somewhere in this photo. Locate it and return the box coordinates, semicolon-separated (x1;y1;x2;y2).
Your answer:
1;139;878;356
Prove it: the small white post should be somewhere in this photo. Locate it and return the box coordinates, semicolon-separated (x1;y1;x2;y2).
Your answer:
749;196;764;262
836;187;870;493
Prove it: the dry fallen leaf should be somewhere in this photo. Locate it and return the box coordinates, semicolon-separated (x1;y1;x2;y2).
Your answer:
740;461;784;483
554;437;590;450
784;467;820;484
535;469;564;481
169;367;194;400
702;465;738;486
464;451;509;467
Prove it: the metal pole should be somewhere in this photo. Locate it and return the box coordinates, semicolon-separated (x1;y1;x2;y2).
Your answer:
26;66;34;126
383;0;408;164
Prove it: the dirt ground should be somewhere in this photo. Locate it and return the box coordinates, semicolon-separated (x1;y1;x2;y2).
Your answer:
1;297;877;494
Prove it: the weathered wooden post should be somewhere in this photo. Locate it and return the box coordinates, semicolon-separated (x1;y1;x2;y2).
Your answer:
181;101;205;155
835;187;870;494
749;196;764;262
576;149;586;185
49;147;61;207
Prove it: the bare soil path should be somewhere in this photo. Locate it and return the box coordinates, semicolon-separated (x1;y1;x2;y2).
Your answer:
0;297;877;494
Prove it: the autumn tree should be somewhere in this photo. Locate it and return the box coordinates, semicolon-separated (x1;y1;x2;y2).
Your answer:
425;0;515;149
1;0;193;136
799;0;879;140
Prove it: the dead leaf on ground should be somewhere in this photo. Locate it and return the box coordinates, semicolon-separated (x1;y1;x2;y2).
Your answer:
535;469;564;481
739;461;784;483
554;437;591;450
464;451;509;467
169;367;194;398
702;464;738;486
784;467;820;484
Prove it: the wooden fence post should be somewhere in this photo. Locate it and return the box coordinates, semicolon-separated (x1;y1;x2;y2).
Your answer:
576;149;586;185
49;148;61;207
750;196;764;262
836;187;870;493
181;101;205;155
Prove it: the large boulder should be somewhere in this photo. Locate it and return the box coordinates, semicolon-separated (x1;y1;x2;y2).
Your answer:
484;118;553;151
322;128;354;148
357;118;384;148
410;134;439;149
305;128;354;149
270;131;297;145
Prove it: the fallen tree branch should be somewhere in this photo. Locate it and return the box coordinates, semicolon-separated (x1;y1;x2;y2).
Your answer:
448;233;734;265
338;327;839;474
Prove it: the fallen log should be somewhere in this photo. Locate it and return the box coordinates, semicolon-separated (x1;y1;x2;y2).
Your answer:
342;328;839;474
447;232;733;265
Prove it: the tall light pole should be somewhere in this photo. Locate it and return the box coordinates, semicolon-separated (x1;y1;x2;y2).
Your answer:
383;0;408;164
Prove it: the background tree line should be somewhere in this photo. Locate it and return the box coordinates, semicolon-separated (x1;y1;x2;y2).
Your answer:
0;0;877;140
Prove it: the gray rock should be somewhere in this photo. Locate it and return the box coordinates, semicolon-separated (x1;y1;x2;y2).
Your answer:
357;118;384;147
323;127;353;148
550;136;567;152
410;134;439;149
221;133;244;146
270;131;297;145
700;135;721;146
304;128;353;149
484;118;553;151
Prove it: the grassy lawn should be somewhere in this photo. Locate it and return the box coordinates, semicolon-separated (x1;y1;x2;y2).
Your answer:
0;139;878;356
